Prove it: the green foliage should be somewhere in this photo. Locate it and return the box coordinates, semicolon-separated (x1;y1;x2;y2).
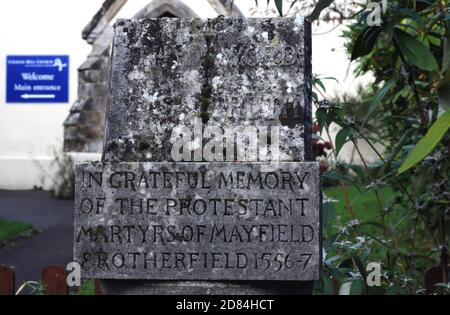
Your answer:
266;0;450;295
0;220;34;243
351;26;382;61
50;150;75;200
35;147;75;199
78;279;95;295
398;110;450;174
324;0;449;295
335;127;351;155
394;28;438;71
364;78;396;123
325;185;396;223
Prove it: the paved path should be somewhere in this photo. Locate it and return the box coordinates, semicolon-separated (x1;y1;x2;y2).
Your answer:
0;190;73;291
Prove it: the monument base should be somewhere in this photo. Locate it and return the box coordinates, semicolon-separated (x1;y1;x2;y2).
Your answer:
99;280;313;295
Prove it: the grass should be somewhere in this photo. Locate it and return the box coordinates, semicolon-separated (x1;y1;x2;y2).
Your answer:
0;219;34;242
324;185;397;228
78;279;95;295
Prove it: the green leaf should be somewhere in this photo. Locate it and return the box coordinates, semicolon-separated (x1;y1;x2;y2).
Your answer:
274;0;283;16
398;110;450;174
316;107;327;132
394;28;438;71
321;76;339;83
363;78;396;124
326;110;337;126
427;35;441;47
313;75;338;93
351;26;383;61
349;279;365;295
335;127;351;156
312;91;319;103
334;108;345;124
321;275;335;295
308;0;334;21
314;78;326;92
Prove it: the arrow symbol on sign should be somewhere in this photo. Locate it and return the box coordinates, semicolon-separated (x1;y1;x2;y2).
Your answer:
20;94;56;99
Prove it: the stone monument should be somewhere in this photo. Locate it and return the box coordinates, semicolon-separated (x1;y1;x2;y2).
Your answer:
74;16;320;294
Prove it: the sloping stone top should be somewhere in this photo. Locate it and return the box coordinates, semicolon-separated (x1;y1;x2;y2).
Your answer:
103;17;312;162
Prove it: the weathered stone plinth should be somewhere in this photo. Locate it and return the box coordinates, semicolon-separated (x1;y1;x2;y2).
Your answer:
75;162;320;280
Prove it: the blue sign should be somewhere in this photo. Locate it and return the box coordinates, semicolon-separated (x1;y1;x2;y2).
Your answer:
6;55;69;103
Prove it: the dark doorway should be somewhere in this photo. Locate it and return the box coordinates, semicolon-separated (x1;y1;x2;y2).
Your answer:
158;11;177;18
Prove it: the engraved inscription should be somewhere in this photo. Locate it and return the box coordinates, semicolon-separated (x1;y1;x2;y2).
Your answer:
74;162;321;280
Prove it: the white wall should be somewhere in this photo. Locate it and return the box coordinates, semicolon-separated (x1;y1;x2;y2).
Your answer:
0;0;106;189
0;0;372;190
